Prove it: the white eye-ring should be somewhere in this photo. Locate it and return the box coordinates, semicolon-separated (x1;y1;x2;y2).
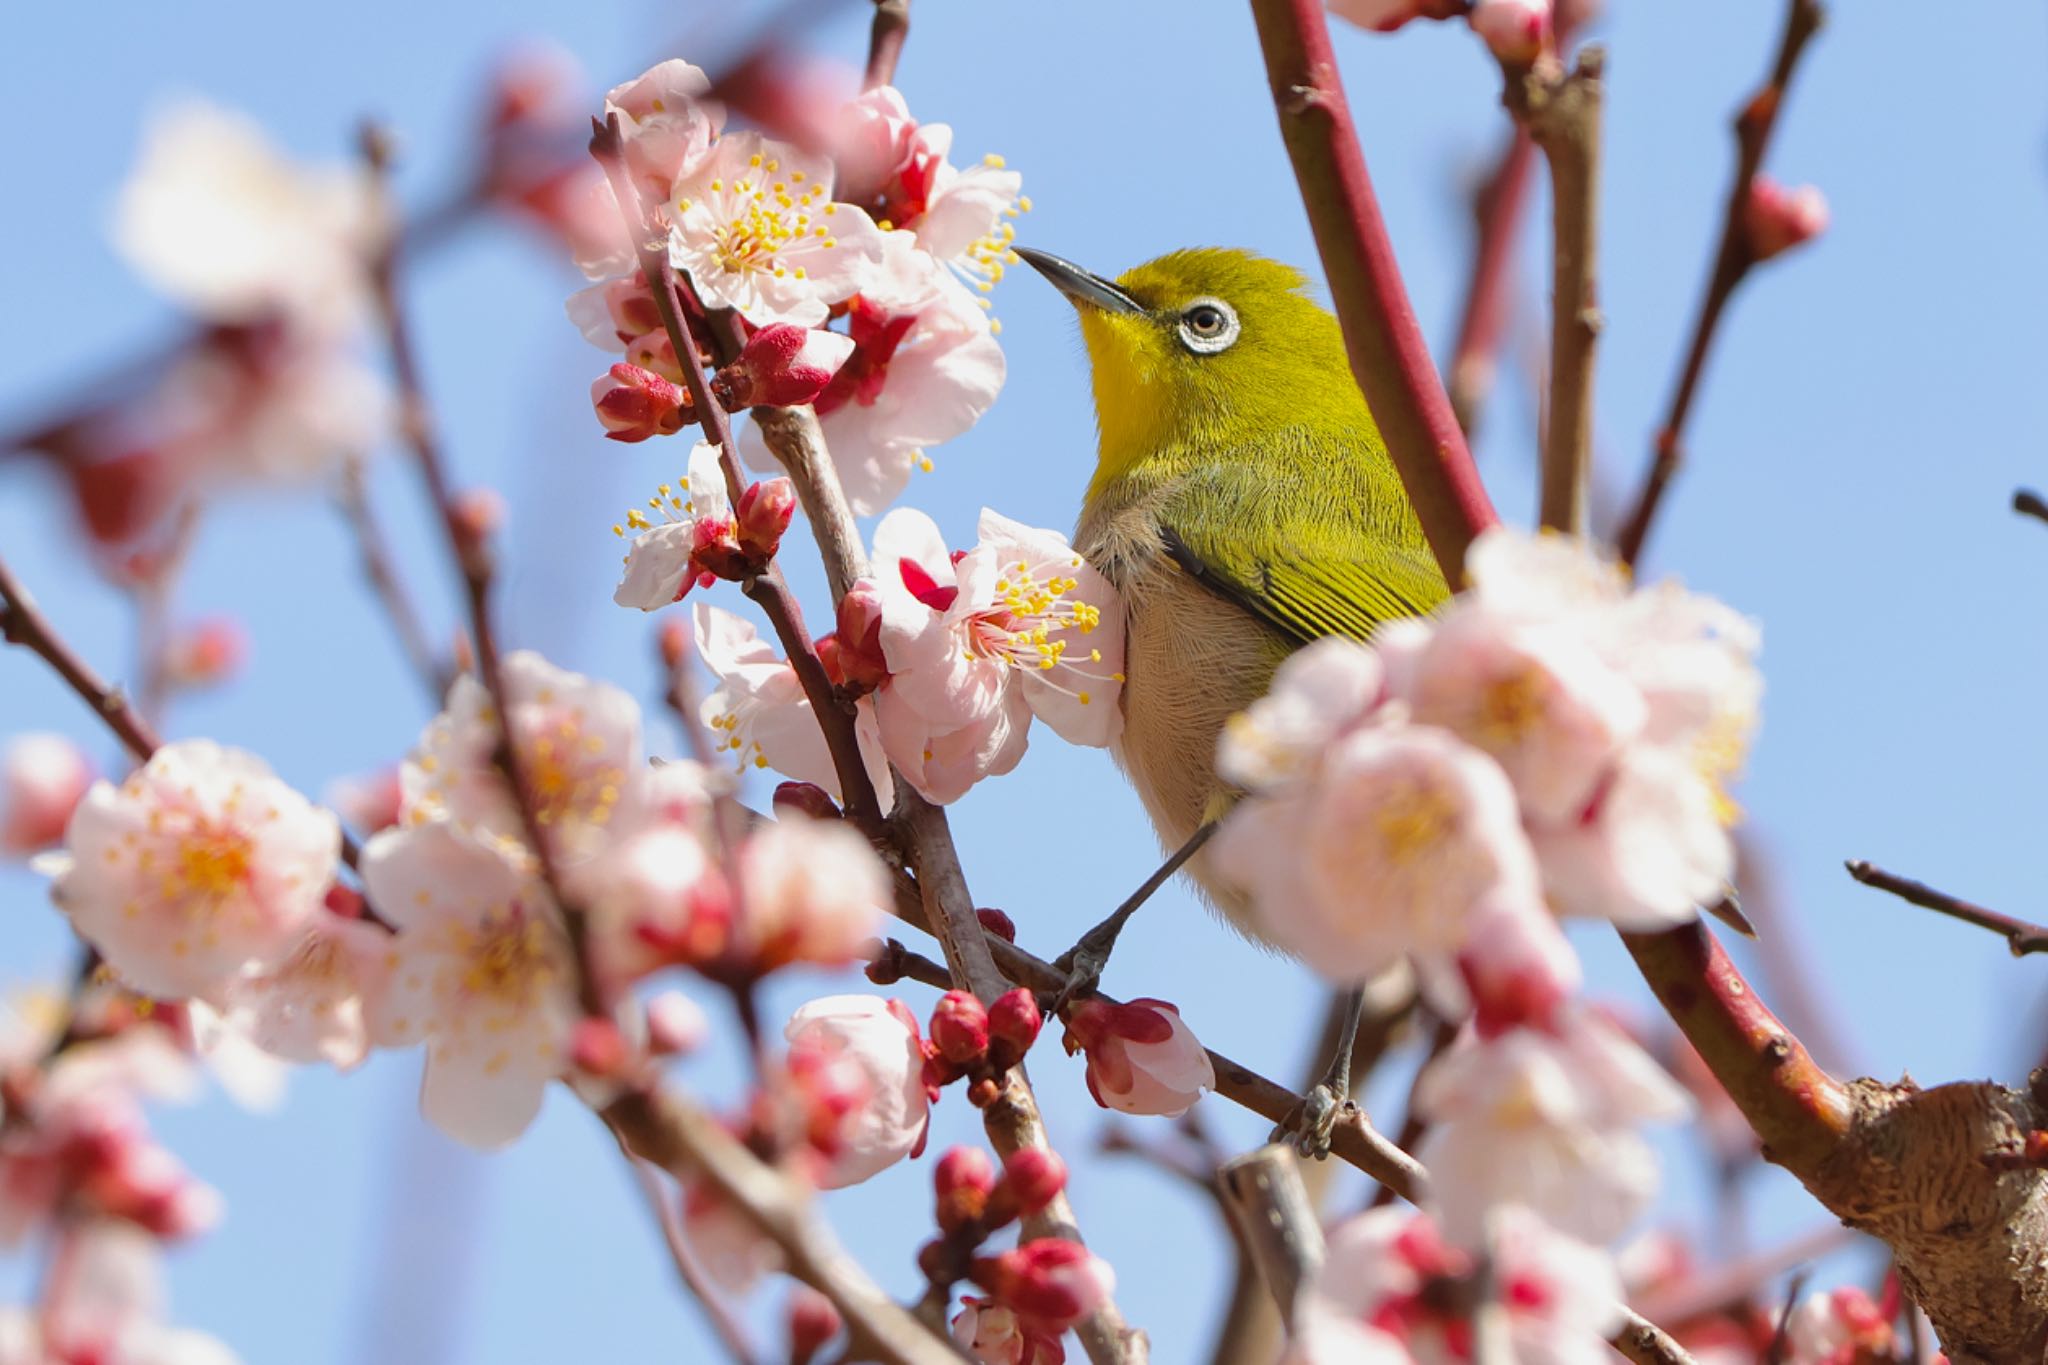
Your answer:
1176;296;1240;355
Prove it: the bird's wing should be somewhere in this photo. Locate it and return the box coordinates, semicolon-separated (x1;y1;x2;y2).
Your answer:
1155;462;1448;646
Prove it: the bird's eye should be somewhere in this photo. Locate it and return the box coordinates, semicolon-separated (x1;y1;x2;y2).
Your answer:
1176;297;1240;355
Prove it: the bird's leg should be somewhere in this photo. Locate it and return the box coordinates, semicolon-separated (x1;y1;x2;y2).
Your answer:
1048;821;1219;1014
1276;985;1367;1159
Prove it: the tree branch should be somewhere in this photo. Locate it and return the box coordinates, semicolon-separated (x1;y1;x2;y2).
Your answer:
1217;1145;1325;1321
1845;860;2048;958
1247;0;1500;584
1613;0;1825;566
864;0;910;91
1446;129;1537;438
335;453;449;706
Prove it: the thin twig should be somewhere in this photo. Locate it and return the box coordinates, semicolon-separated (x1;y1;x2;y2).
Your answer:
864;0;910;91
1631;1224;1854;1327
1845;860;2048;957
620;1154;761;1365
1446;129;1537;438
1614;0;1825;566
1610;1307;1701;1365
1248;0;1501;583
1506;48;1606;535
0;553;165;764
1217;1145;1325;1321
336;454;448;705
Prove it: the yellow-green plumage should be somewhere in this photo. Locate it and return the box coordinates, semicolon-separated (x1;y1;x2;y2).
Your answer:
1050;248;1448;939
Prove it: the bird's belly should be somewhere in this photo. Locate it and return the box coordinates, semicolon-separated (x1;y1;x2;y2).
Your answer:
1112;571;1292;938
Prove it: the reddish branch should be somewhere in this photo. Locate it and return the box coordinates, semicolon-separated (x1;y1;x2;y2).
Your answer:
1446;129;1536;438
1614;0;1825;566
335;455;449;705
0;552;165;765
1247;0;1501;584
1846;860;2048;958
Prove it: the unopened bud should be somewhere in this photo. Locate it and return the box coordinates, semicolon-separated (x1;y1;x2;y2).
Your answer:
833;581;890;691
713;324;857;411
645;990;710;1056
599;275;663;344
451;488;506;543
964;1075;1001;1109
1469;0;1550;64
159;617;248;690
786;1284;842;1365
994;1149;1066;1221
571;1016;631;1076
1;734;92;856
930;990;991;1066
1743;176;1827;261
658;617;691;671
592;362;691;443
322;883;365;919
773;781;842;823
735;477;796;560
969;1241;1115;1332
624;330;686;384
934;1145;997;1235
985;988;1043;1072
976;908;1017;943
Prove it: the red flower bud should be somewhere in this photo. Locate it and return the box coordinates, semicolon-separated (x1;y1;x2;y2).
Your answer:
833;581;891;691
986;987;1044;1072
570;1017;630;1077
592;362;690;443
773;781;843;823
930;990;991;1066
970;1240;1115;1332
977;908;1017;943
1742;176;1828;262
657;617;691;671
996;1149;1067;1219
787;1285;842;1365
735;477;796;560
713;323;856;410
934;1145;997;1235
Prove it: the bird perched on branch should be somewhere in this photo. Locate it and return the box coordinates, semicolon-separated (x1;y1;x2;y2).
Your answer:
1017;245;1448;1151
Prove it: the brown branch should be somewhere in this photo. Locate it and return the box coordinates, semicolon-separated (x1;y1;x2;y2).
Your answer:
602;1087;958;1365
1614;0;1825;566
619;1154;762;1365
1506;48;1606;535
1446;129;1536;438
1611;1307;1701;1365
1217;1145;1325;1321
1248;0;1500;584
1845;860;2048;958
0;553;165;765
1631;1223;1854;1328
864;0;910;91
335;454;449;705
2014;489;2048;526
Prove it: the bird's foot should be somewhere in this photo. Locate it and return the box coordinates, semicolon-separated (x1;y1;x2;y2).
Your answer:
1275;1084;1352;1160
1047;924;1119;1016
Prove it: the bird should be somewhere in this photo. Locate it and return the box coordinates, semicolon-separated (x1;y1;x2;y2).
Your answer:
1016;245;1450;1150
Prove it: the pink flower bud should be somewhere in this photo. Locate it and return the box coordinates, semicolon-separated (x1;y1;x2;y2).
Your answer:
978;908;1017;943
773;781;843;823
645;990;710;1056
786;1285;843;1365
597;275;664;344
985;988;1043;1072
658;617;691;671
713;324;857;410
934;1144;997;1234
326;766;403;834
592;362;691;443
951;1295;1066;1365
998;1149;1067;1218
1;734;92;856
971;1240;1116;1333
1743;176;1828;261
571;1016;631;1076
451;488;507;543
736;477;797;560
1469;0;1550;64
67;449;174;547
1456;899;1580;1037
833;581;891;690
159;616;248;690
1062;998;1213;1118
1329;0;1466;33
930;990;991;1066
625;329;686;384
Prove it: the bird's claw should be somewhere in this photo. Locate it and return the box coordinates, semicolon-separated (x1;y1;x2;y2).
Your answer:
1047;936;1111;1016
1276;1084;1350;1160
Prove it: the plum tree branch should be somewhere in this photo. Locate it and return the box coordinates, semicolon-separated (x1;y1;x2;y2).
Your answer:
1446;128;1536;438
1614;0;1825;566
1846;860;2048;957
864;0;910;91
1248;0;1501;584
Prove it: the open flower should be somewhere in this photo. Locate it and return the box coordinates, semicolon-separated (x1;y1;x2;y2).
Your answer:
359;822;577;1147
206;908;394;1071
668;132;885;328
47;740;340;1000
784;995;930;1187
731;817;888;975
1062;998;1213;1118
1;733;93;856
615;441;734;610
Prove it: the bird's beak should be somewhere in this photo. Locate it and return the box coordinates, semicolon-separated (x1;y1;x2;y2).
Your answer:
1015;248;1145;316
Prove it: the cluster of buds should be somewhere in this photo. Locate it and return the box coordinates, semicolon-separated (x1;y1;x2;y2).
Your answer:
924;985;1044;1109
687;477;800;585
613;447;797;610
593;362;693;443
579;271;721;442
0;1068;219;1242
709;323;856;411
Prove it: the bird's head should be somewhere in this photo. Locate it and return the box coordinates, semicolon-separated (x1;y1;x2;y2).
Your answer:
1017;246;1360;492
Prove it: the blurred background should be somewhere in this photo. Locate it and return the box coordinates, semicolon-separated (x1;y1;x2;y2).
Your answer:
2;2;2046;1360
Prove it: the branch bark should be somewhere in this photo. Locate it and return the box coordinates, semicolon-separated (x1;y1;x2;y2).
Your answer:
1446;129;1536;439
1248;0;1501;584
864;0;910;91
1218;1145;1325;1321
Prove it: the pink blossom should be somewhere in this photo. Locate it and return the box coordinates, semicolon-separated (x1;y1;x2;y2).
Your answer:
1;734;92;856
667;132;885;328
400;650;643;871
783;995;930;1188
581;815;718;989
1785;1286;1895;1365
866;507;1123;802
952;1295;1064;1365
682;1180;783;1293
690;602;894;808
566;273;665;354
1414;1003;1691;1246
1297;1206;1622;1365
1469;0;1552;64
615;442;734;610
714;323;856;409
324;766;402;833
158;617;248;691
732;817;888;975
743;246;1005;514
359;822;577;1147
645;990;710;1056
47;740;340;1000
970;1240;1116;1335
2;1223;241;1365
1326;0;1466;32
205;909;395;1071
1212;726;1544;983
591;362;691;443
1061;998;1213;1118
1216;637;1387;792
1744;177;1829;261
605;60;724;205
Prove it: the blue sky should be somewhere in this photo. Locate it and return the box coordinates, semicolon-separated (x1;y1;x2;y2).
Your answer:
2;2;2045;1361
